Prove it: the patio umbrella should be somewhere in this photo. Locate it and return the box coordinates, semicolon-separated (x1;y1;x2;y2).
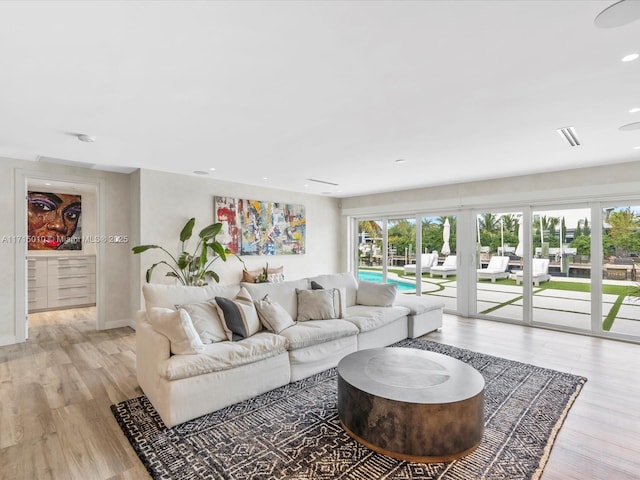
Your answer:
500;217;504;255
442;218;451;255
515;222;523;257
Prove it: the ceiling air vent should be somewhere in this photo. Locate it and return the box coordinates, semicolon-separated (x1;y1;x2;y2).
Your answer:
556;126;581;147
306;178;339;186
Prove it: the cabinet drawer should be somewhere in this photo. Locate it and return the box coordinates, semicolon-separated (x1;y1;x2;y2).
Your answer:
48;256;95;267
48;292;96;309
27;286;47;312
27;258;48;287
48;273;96;288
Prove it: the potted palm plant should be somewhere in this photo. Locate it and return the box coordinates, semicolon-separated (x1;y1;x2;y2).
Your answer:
132;217;239;286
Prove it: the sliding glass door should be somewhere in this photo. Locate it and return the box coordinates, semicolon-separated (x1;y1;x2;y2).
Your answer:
475;211;524;322
530;207;592;332
601;204;640;341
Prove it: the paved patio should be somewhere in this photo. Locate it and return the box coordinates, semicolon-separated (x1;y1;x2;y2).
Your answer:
382;270;640;339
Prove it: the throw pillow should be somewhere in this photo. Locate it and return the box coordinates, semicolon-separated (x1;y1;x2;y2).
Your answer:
356;281;398;307
309;281;345;318
254;294;296;333
296;288;336;321
215;287;261;341
242;265;285;283
147;307;205;355
178;300;227;344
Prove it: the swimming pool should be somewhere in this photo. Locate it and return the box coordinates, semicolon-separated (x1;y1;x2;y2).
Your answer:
358;271;416;291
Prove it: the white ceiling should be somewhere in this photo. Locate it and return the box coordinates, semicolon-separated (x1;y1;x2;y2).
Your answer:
1;1;639;198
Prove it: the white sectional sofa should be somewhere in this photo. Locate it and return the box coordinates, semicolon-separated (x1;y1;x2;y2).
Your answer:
136;272;444;427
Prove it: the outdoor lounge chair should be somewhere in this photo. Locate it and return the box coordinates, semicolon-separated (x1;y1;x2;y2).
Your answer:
403;251;438;275
515;258;550;286
477;256;510;283
430;255;457;278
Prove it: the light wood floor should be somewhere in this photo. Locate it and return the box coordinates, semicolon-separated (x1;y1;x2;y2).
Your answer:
1;308;639;479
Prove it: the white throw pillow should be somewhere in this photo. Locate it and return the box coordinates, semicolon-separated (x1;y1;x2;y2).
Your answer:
215;287;261;341
148;307;205;355
356;281;397;307
296;288;336;321
254;295;296;333
178;300;227;344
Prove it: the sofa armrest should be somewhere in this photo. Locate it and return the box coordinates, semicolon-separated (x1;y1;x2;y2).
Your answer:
136;310;171;391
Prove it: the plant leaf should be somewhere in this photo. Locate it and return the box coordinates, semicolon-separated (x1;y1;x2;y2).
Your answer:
199;222;222;240
178;252;192;270
210;241;227;260
179;218;196;242
132;245;159;254
205;270;220;283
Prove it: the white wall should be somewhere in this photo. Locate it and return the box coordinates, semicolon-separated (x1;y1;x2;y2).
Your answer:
133;169;342;309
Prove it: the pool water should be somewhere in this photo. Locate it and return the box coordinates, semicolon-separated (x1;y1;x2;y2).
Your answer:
358;271;416;291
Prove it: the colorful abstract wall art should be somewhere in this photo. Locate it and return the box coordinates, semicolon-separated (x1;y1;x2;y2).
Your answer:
27;191;82;250
215;197;305;255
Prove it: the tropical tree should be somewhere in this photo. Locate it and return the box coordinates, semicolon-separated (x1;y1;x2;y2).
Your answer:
607;209;640;256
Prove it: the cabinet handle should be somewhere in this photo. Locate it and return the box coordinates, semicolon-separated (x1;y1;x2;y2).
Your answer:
58;295;90;300
57;285;88;290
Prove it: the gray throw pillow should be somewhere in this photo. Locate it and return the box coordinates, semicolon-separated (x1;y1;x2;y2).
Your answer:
356;281;397;307
296;288;336;321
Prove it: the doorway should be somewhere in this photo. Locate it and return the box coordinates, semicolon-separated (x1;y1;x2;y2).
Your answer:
15;170;105;342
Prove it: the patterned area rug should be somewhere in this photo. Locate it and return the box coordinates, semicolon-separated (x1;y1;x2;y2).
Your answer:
112;339;586;480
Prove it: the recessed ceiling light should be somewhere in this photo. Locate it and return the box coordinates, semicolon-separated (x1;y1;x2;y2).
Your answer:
395;159;407;164
77;134;95;143
263;177;268;180
619;122;640;131
629;107;640;113
622;53;639;62
209;167;216;171
193;170;209;175
634;146;640;150
303;184;309;188
595;0;640;28
44;182;52;186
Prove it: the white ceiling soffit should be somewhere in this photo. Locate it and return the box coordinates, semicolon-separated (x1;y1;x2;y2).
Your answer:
1;1;640;197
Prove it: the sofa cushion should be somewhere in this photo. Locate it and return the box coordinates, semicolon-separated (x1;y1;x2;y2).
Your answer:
147;307;205;355
254;295;296;333
306;273;358;307
277;319;358;350
242;279;309;319
142;283;240;312
356;281;397;307
344;305;410;333
215;287;261;341
393;294;445;315
178;300;227;343
296;288;336;321
159;332;288;381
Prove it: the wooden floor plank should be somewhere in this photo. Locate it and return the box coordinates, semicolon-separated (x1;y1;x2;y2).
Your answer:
0;307;638;479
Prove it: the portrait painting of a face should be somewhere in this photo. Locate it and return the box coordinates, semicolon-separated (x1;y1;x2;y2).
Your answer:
28;191;82;250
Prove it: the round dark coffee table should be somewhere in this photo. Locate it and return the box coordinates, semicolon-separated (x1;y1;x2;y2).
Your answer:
337;347;485;462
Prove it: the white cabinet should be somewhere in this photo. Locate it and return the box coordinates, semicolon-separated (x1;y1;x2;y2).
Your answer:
28;255;96;312
27;258;48;311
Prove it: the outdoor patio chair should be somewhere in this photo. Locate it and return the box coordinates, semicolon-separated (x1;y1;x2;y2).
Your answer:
515;258;550;286
477;255;511;283
403;251;438;275
430;255;457;278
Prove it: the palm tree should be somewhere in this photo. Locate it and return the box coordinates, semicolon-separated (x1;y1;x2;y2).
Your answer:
479;213;499;234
